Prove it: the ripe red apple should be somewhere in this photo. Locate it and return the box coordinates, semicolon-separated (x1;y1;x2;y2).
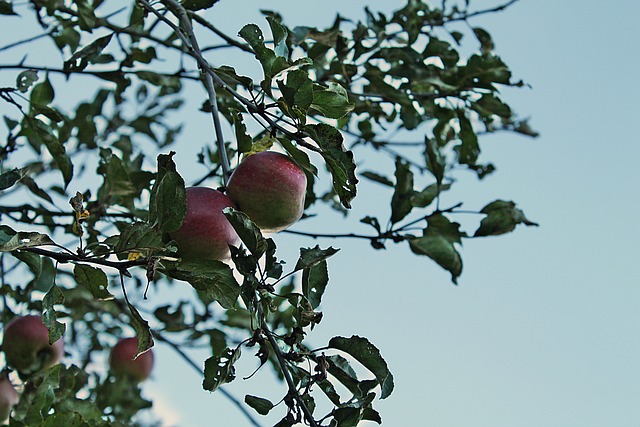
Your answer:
226;151;307;233
109;337;154;382
2;315;64;376
0;375;19;425
170;187;240;260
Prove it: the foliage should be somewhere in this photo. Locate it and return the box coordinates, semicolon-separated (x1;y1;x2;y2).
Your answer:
0;0;537;426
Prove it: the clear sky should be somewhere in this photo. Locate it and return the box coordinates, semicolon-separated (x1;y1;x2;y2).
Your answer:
2;1;640;426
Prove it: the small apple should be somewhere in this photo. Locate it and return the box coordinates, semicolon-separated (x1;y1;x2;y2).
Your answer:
170;187;240;260
226;151;307;233
0;375;18;425
109;338;154;382
2;315;64;376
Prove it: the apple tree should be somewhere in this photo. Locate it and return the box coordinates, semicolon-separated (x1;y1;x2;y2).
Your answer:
0;0;537;426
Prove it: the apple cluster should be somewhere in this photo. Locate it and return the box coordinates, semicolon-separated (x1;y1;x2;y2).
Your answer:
0;315;154;424
171;151;307;260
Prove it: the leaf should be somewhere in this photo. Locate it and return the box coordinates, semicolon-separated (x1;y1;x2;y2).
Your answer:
0;167;27;191
166;260;240;309
305;123;358;209
73;264;114;301
148;152;186;234
474;200;538;237
23;118;73;187
424;136;445;184
203;347;241;392
266;15;289;58
0;226;55;252
127;303;154;359
455;111;480;166
113;222;163;255
390;158;414;224
16;70;38;93
64;34;114;72
411;183;451;208
277;136;317;175
231;110;252;154
311;82;355;119
360;171;393;187
244;395;274;415
223;208;267;259
328;335;394;399
302;259;328;309
408;213;465;283
277;69;313;121
238;24;276;78
0;1;18;15
30;77;54;105
42;285;65;345
294;245;340;271
181;0;219;11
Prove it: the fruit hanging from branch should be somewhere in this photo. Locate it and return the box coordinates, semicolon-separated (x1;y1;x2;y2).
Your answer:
1;315;64;377
226;151;307;233
169;187;240;261
109;338;155;383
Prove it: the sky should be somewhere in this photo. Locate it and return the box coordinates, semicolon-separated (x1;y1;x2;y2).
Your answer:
2;1;640;426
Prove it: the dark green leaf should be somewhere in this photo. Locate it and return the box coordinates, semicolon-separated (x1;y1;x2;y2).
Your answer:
277;69;313;121
408;213;464;283
231;110;252;154
390;158;414;224
0;167;27;191
424;136;445;184
31;257;55;293
22;118;73;187
113;222;163;255
11;250;42;278
328;335;394;399
266;16;289;58
302;259;328;309
148;152;186;234
0;1;18;15
181;0;219;11
360;171;393;187
73;264;114;301
166;260;240;309
294;245;340;271
30;78;54;105
474;200;538;237
244;395;274;415
64;34;113;72
223;208;267;259
16;70;38;93
0;226;55;252
42;285;65;345
277;136;318;175
305;123;358;208
203;347;241;392
311;83;355;119
411;183;451;208
127;303;154;359
456;112;480;166
238;24;276;78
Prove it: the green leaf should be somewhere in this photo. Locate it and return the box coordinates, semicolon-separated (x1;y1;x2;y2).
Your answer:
127;303;154;359
223;208;267;259
0;1;18;15
294;245;340;271
203;347;241;392
16;70;38;93
390;158;414;224
302;259;328;309
266;15;289;58
64;34;114;72
181;0;219;11
360;171;393;187
42;285;65;345
456;111;480;166
277;136;318;175
244;395;274;415
424;136;445;184
22;118;73;187
411;183;451;208
73;264;114;301
30;77;54;105
11;250;42;278
328;335;394;399
113;222;163;255
408;213;464;283
474;200;538;237
166;260;240;309
0;226;55;252
238;24;276;78
231;110;252;154
148;152;186;234
305;123;358;209
0;167;27;191
277;69;313;121
311;83;355;119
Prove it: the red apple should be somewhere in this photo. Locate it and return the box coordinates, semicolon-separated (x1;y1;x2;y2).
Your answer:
170;187;240;260
0;375;19;425
109;337;154;382
2;315;64;376
226;151;307;233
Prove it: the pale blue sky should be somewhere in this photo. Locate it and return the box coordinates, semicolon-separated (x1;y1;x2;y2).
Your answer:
2;1;639;426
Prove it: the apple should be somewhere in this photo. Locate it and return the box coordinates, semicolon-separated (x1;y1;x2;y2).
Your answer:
109;337;154;382
0;375;18;425
226;151;307;233
2;315;64;376
170;187;240;260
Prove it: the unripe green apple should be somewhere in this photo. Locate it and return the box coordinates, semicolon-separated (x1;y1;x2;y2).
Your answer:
2;315;64;376
0;375;18;425
109;338;154;382
170;187;240;260
226;151;307;233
